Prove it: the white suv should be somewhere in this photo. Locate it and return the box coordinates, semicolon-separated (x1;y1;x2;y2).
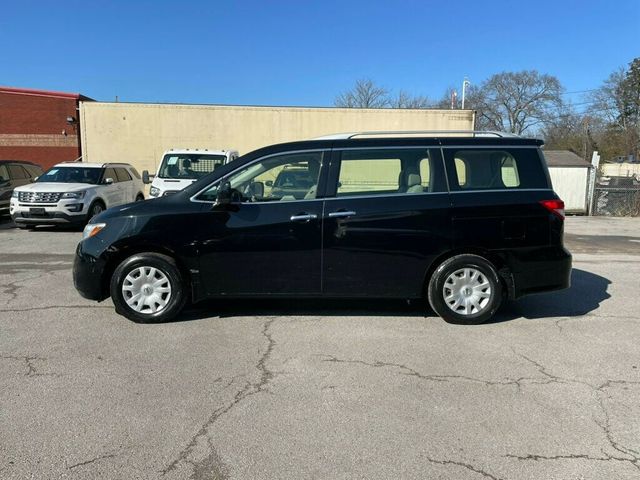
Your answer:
10;162;145;228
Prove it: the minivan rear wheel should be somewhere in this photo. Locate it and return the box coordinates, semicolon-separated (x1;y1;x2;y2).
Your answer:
428;254;502;324
110;253;187;323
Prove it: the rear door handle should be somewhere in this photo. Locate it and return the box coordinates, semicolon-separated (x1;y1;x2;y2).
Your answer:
290;213;318;222
328;210;356;218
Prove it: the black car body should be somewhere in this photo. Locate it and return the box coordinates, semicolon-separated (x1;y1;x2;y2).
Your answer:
74;134;571;324
0;160;43;214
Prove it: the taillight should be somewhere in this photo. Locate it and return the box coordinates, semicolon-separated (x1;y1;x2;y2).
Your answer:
540;199;565;219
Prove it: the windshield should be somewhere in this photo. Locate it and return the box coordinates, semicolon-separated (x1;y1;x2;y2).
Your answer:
36;166;103;184
158;154;227;180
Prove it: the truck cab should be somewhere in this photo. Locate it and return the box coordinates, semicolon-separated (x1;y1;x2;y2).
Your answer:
145;149;238;198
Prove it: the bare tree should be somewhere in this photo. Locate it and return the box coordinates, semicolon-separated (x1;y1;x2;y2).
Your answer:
587;58;639;160
334;79;390;108
467;70;564;134
390;90;432;109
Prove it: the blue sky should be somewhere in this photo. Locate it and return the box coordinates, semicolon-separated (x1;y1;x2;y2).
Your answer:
2;0;638;109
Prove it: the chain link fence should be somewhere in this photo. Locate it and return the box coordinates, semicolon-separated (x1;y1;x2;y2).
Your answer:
591;176;640;216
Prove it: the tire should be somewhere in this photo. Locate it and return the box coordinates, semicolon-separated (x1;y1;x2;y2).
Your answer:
110;253;187;323
135;194;144;201
86;201;105;223
427;254;502;325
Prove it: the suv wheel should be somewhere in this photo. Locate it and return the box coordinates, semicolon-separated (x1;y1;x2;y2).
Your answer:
110;253;186;323
428;254;502;325
135;194;144;202
87;201;105;222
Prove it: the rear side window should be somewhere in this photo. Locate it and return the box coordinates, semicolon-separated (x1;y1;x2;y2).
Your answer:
443;148;549;191
335;148;446;197
115;168;132;182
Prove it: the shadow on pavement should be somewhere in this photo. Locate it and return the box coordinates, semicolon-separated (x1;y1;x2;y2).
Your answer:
174;268;611;324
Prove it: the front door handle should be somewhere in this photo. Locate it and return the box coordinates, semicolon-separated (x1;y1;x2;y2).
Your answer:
328;210;356;219
290;213;318;222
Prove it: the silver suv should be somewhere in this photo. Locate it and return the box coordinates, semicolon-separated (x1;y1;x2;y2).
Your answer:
11;162;145;228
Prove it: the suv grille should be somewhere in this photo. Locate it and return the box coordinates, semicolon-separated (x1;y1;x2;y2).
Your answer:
18;192;62;203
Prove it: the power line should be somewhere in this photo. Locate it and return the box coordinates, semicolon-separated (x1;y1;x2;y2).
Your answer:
560;88;599;96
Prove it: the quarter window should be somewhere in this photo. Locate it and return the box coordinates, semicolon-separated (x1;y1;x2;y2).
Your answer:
444;149;548;191
0;165;8;182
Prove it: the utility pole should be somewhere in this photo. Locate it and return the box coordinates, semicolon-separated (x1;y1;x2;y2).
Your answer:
461;77;471;109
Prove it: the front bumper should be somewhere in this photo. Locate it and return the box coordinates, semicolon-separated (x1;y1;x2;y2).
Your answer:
73;242;108;301
12;210;86;225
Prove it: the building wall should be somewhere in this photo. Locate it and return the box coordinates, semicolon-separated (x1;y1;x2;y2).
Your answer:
601;163;640;178
548;167;589;214
0;88;82;169
80;102;475;174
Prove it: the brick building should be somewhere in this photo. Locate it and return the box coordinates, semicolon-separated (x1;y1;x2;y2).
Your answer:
0;86;93;170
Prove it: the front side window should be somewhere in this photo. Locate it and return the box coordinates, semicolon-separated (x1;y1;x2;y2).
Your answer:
158;154;227;180
103;168;118;183
335;148;445;197
198;151;323;202
444;148;548;191
36;167;103;184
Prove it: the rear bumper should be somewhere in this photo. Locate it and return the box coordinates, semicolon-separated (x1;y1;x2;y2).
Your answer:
506;246;572;299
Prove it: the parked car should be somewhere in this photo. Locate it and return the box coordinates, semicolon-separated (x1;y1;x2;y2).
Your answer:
73;132;572;325
144;149;239;198
11;162;145;228
0;160;43;215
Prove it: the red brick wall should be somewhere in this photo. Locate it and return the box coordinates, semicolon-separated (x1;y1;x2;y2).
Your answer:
0;90;82;170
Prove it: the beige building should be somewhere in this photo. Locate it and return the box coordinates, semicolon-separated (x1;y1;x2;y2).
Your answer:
79;102;475;174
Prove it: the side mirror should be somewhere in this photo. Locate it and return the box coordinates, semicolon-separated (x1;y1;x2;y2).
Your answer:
265;180;273;187
104;177;114;185
215;181;233;206
32;176;39;182
142;170;152;184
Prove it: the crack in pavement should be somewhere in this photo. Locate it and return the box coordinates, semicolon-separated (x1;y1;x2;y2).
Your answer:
161;318;278;478
318;354;556;393
0;354;61;377
321;350;640;475
1;273;46;306
0;304;113;314
423;456;505;480
67;453;118;470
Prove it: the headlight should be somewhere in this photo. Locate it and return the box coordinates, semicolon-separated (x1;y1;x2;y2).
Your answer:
11;190;19;198
149;186;160;197
62;191;86;199
82;222;106;240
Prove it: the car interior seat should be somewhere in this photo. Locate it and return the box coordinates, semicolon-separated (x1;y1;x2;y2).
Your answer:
406;173;423;193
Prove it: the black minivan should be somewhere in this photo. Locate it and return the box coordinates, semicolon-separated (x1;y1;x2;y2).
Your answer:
73;132;571;324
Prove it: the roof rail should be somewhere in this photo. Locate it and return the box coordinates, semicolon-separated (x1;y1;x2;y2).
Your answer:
312;130;519;140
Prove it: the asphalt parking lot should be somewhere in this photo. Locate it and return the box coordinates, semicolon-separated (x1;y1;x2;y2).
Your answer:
1;216;639;480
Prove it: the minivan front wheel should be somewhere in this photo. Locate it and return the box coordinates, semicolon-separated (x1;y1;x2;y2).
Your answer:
428;254;502;324
110;253;186;323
